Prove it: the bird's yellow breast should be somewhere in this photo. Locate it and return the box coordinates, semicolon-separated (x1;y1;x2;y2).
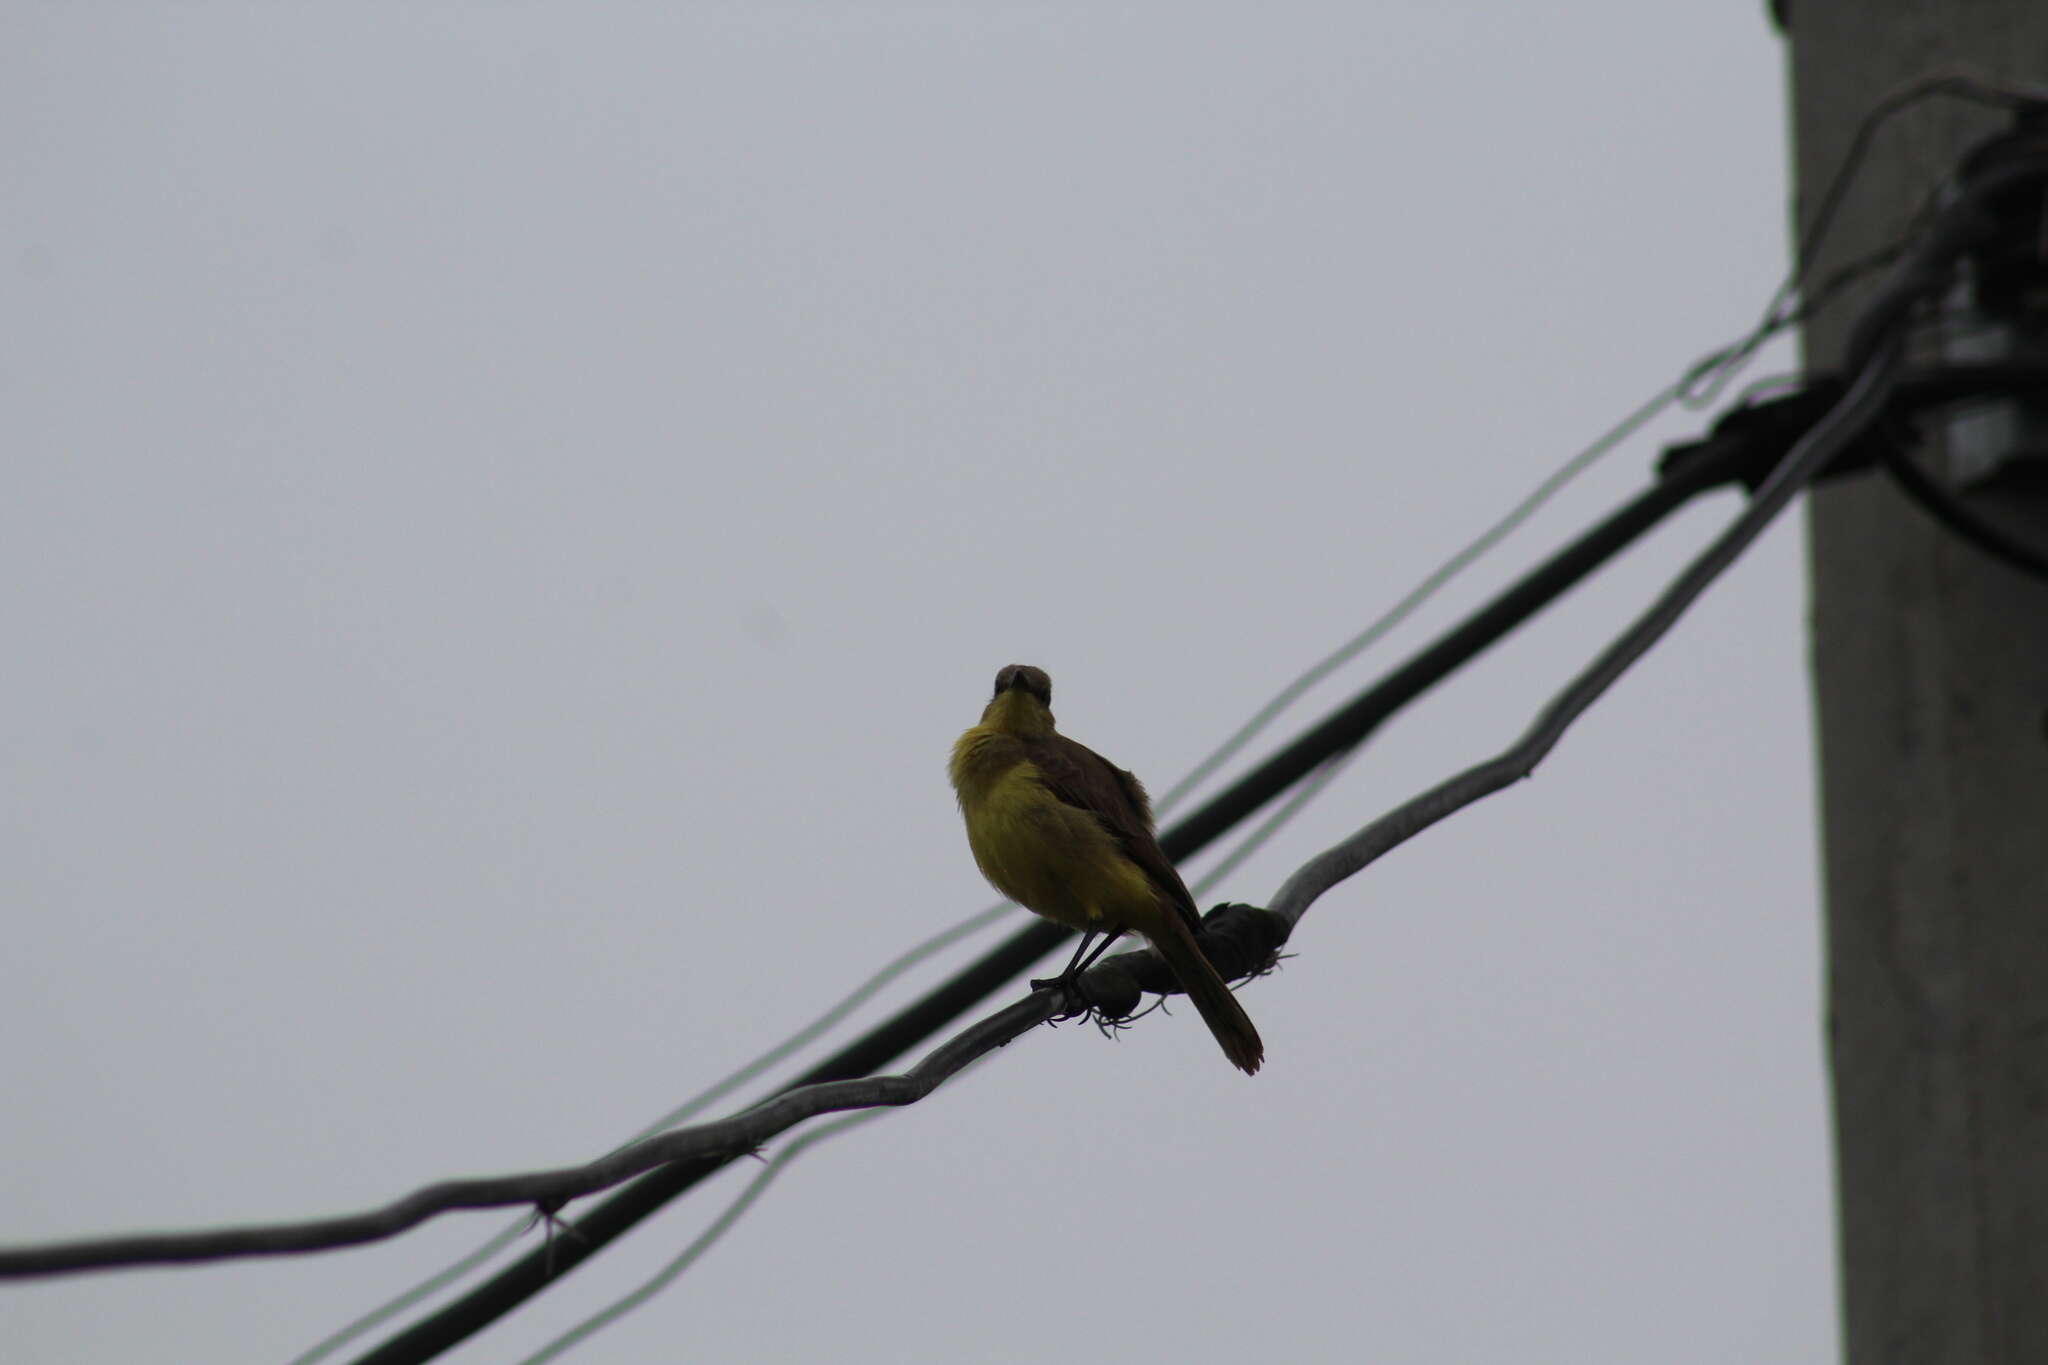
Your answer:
949;727;1156;932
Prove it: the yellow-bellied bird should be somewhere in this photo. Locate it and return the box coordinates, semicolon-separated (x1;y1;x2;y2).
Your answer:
949;664;1263;1074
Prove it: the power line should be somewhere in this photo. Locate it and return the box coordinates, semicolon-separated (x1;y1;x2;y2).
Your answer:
0;409;1752;1288
1150;379;1679;816
332;130;2032;1363
18;63;2035;1365
18;225;2008;1355
233;324;1904;1310
1274;346;1903;922
253;71;2048;1365
1270;144;2028;926
288;910;1025;1363
512;1108;893;1365
295;675;1369;1364
517;296;1917;1365
367;251;1934;1352
349;478;1726;1365
293;317;1739;1365
503;741;1382;1358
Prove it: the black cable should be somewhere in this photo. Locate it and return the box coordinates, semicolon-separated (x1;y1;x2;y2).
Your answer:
1882;443;2048;579
346;448;1743;1365
1156;456;1729;861
1658;362;2048;495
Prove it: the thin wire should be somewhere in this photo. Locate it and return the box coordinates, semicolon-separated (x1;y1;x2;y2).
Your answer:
501;728;1365;1357
1800;70;2048;292
288;1228;529;1365
495;760;1365;1361
302;713;1297;1364
288;900;1010;1364
1271;338;1906;926
1151;107;1944;821
1168;87;2033;873
1151;383;1677;814
1266;96;2039;926
1191;748;1363;896
299;700;1325;1361
508;1108;887;1363
494;753;1377;1359
1271;128;2032;925
510;750;1382;1360
1681;69;2047;409
1271;139;2027;925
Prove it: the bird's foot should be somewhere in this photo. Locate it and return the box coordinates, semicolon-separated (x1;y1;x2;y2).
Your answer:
1030;971;1091;1023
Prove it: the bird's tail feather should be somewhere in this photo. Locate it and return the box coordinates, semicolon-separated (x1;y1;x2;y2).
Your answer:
1152;913;1264;1075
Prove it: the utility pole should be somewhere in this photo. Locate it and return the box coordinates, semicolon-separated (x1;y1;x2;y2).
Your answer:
1784;5;2048;1363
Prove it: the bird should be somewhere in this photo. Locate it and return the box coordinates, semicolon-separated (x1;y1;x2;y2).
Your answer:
948;664;1263;1074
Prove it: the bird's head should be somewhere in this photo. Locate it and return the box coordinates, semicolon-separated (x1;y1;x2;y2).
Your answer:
982;664;1056;733
992;664;1052;706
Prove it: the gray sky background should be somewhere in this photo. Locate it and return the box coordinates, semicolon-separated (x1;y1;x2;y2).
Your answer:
4;5;1834;1362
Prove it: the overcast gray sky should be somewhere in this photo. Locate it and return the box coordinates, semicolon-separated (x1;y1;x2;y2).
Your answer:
4;5;1834;1362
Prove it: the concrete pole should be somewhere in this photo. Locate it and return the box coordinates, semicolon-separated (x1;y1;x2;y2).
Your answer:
1783;6;2048;1362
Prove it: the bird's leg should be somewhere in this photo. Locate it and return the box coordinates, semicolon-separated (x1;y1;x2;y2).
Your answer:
1070;929;1125;977
1030;929;1127;1010
1031;931;1097;996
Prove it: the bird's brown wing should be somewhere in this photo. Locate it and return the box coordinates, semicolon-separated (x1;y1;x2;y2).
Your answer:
1025;733;1206;938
